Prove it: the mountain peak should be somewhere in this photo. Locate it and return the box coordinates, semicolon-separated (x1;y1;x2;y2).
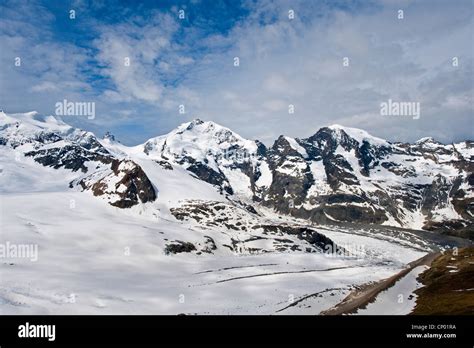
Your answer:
415;136;437;144
143;118;259;160
103;131;117;142
177;118;217;133
0;111;70;132
191;118;204;125
324;124;389;147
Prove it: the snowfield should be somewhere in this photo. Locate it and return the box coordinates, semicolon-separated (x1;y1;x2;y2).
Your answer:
0;189;427;314
0;165;427;314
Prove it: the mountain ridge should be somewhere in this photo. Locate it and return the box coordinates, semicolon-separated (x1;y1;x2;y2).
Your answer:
1;111;473;239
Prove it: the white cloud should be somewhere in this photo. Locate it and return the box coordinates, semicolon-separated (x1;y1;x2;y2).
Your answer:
171;0;473;144
1;0;472;145
31;81;58;92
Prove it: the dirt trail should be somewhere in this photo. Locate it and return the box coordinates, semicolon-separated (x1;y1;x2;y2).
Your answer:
320;252;441;315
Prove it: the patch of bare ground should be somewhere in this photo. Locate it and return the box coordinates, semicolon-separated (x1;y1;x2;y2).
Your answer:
411;247;474;315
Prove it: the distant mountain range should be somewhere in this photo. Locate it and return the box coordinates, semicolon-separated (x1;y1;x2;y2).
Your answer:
1;111;472;240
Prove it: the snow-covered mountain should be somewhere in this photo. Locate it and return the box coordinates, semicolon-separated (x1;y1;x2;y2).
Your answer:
128;118;473;239
0;111;156;208
263;125;473;239
1;112;472;240
139;118;265;197
1;111;473;315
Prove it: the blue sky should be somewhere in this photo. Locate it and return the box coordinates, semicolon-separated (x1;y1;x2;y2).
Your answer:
0;0;473;145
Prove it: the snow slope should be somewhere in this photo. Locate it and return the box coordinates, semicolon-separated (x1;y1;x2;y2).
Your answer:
0;189;427;314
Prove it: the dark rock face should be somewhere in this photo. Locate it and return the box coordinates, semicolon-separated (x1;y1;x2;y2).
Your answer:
421;175;451;218
201;236;217;253
164;241;197;255
25;145;112;173
304;127;358;155
256;128;393;225
263;136;314;213
323;154;359;189
419;174;474;239
154;160;173;170
164;237;219;255
423;220;473;240
2;128;65;149
77;159;156;208
254;224;346;254
450;161;474;221
357;140;387;176
183;157;233;195
381;161;417;177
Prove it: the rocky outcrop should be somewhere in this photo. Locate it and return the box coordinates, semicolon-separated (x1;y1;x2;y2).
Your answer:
25;144;112;172
169;200;345;254
76;159;156;208
164;241;197;255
